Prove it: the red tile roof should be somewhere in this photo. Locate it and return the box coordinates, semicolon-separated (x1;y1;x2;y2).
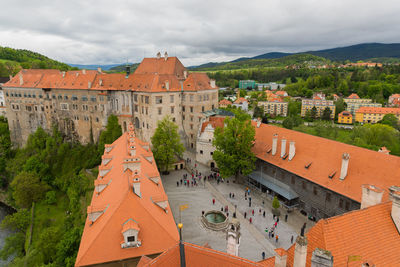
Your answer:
219;99;232;105
356;106;400;115
140;242;271;267
284;202;400;266
75;124;179;266
252;122;400;202
347;93;360;99
4;57;217;93
200;116;226;133
234;97;248;104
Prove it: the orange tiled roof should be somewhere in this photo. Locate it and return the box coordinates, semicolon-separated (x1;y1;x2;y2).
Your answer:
219;99;232;105
390;94;400;98
284;201;400;267
4;57;217;93
141;241;271;267
338;111;352;117
252;122;400;202
234;97;248;104
200;116;226;133
356;106;400;115
275;91;287;96
346;93;360;99
75;124;179;266
313;96;322;100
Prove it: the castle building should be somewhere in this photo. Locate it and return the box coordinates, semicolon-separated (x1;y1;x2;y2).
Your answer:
2;53;218;149
75;123;179;266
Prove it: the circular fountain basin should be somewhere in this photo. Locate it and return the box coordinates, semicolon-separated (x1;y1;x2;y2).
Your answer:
201;210;229;231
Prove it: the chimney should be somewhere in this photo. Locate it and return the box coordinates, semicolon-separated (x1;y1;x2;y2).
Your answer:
132;172;141;197
293;225;307;267
62;71;66;78
97;67;102;73
164;51;168;61
210;79;216;88
157;52;161;59
126;64;131;78
184;70;188;79
256;118;261;128
339;153;350;180
289;141;296;161
9;75;12;81
361;184;384;209
19;72;23;85
165;80;169;91
88;81;92;89
311;248;333;267
281;139;287;158
82;69;86;74
272;134;278;156
99;79;103;86
274;248;287;267
389;185;400;233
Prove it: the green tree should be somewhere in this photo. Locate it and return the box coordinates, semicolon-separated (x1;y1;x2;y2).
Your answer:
151;116;185;173
283;116;303;129
288;100;301;116
11;171;49;208
37;227;59;264
253;105;264;119
98;115;122;154
212;117;256;179
322;107;332;121
272;196;280;216
0;232;25;260
334;98;346;119
1;208;30;233
310;106;318;121
379;114;399;130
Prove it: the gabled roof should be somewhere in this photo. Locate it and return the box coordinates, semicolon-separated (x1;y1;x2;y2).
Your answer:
140;242;271;266
284;202;400;266
346;93;360;99
252;122;400;202
200;116;226;133
234;97;248;104
219;99;232;105
75;125;179;266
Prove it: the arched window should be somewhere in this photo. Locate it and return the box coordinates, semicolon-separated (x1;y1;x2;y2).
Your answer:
135;117;140;129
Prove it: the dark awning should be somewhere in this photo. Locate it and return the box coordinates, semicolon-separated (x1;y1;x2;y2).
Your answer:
248;171;299;200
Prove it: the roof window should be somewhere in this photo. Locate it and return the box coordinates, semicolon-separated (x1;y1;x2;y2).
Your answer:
305;162;312;169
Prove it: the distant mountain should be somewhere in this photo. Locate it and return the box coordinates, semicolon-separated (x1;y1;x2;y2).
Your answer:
190;43;400;70
67;63;129;71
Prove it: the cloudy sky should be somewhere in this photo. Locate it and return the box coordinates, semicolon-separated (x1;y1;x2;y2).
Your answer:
1;0;399;66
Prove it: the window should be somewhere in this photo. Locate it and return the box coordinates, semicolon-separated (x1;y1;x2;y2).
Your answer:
202;106;205;112
210;151;213;155
190;94;194;102
64;95;68;100
135;105;138;112
146;107;148;115
100;96;104;102
170;95;174;103
182;94;186;101
212;104;215;109
72;95;78;100
60;103;69;110
82;104;88;111
198;117;201;122
96;117;99;122
52;94;56;99
26;106;32;112
190;106;193;113
182;115;185;120
90;96;96;102
313;186;318;196
141;107;144;114
158;107;162;115
190;124;193;130
345;201;350;211
145;96;149;104
171;106;174;114
200;150;203;154
182;106;185;112
134;94;138;102
58;95;62;100
190;116;193;122
326;192;331;202
147;123;149;129
155;96;162;104
339;199;343;209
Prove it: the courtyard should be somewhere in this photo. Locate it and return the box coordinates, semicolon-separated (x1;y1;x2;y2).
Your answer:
162;163;314;262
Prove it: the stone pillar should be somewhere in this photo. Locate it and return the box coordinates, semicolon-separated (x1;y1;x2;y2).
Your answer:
226;218;240;256
293;235;308;267
361;184;384;209
311;248;333;267
272;134;278;156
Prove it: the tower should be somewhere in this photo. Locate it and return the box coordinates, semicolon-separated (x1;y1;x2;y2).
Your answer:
226;218;240;256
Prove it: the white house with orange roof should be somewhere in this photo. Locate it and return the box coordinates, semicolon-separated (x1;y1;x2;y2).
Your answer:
389;93;400;107
233;97;248;111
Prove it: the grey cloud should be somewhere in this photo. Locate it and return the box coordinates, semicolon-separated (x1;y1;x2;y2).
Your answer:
0;0;399;66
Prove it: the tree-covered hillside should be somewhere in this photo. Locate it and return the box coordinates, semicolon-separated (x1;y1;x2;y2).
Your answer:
0;46;77;77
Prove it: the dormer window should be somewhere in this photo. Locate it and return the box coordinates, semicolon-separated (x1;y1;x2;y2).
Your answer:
121;219;141;248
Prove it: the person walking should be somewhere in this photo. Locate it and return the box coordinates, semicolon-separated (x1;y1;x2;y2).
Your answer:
232;193;235;198
249;217;252;224
262;251;265;260
291;235;294;244
252;209;254;216
274;221;277;227
229;192;232;198
212;198;215;205
275;235;279;243
285;214;288;222
176;181;179;187
263;211;266;218
277;217;280;223
259;208;261;215
244;212;247;219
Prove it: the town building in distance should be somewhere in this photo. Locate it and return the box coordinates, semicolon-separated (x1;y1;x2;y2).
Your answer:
300;97;335;119
355;106;400;123
337;111;353;124
258;91;288;117
2;52;218;149
343;93;382;116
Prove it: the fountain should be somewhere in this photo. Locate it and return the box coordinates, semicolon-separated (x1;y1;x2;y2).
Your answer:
201;210;229;231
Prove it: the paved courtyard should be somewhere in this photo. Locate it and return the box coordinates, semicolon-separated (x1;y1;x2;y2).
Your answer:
162;163;315;262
